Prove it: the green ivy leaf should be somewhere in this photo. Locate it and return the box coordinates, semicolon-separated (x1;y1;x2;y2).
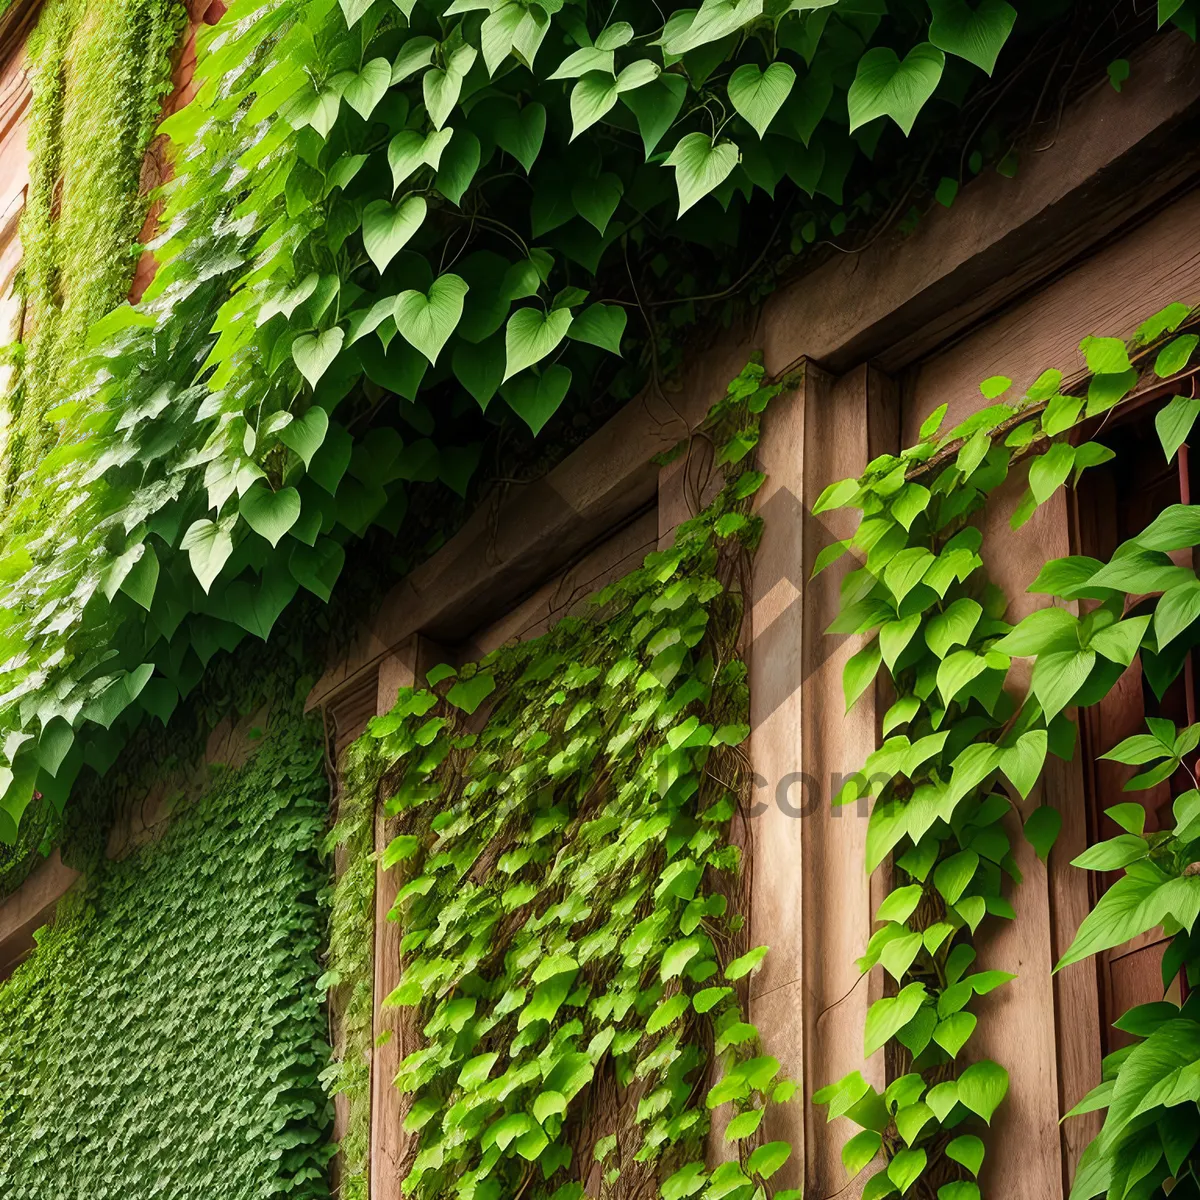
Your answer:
1155;394;1200;464
1031;648;1095;720
239;483;301;547
1155;333;1199;378
568;303;626;355
453;332;506;410
841;1130;882;1179
504;306;574;380
343;57;391;119
495;101;546;172
570;73;619;139
502;365;572;435
388;127;454;192
1023;804;1063;862
844;638;882;712
725;945;768;980
662;1162;707;1200
956;1059;1009;1124
725;1107;763;1140
728;61;796;139
446;670;496;715
1081;335;1133;375
928;0;1017;74
279;405;329;468
391;36;437;84
938;1184;981;1200
864;983;927;1057
180;516;235;593
621;73;688;158
292;327;345;388
363;196;427;274
887;1147;926;1195
933;1011;977;1057
424;45;477;129
946;1134;985;1177
848;43;945;135
394;273;469;365
746;1141;790;1178
666;132;740;216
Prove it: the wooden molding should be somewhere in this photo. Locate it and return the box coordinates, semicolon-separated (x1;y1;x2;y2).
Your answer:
0;848;76;981
763;30;1200;378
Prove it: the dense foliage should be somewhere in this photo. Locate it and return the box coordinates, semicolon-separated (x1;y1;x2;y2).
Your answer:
0;0;1148;851
326;360;803;1200
0;691;333;1199
816;303;1200;1199
3;0;184;482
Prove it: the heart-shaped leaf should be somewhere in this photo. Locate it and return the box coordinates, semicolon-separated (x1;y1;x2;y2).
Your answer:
928;0;1017;75
933;1011;977;1057
394;273;469;365
289;537;345;602
239;482;302;547
446;670;496;714
956;1059;1009;1124
504;306;573;380
1155;394;1200;464
391;37;436;85
666;132;739;216
848;43;946;135
453;332;506;409
572;172;623;234
363;196;427;273
502;365;572;435
570;74;619;140
622;73;688;157
495;101;547;172
436;129;481;205
388;127;454;192
180;516;235;593
292;327;345;388
424;44;476;128
279;406;329;468
728;61;796;139
569;303;626;355
946;1134;985;1177
481;4;524;75
343;57;391;119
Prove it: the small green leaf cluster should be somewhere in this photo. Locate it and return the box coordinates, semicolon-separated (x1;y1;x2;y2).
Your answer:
813;303;1200;1198
328;360;801;1200
0;697;334;1199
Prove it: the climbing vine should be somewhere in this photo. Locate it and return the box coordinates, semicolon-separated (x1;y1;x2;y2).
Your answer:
4;0;184;481
324;359;806;1200
814;302;1200;1199
0;0;1161;846
0;686;333;1199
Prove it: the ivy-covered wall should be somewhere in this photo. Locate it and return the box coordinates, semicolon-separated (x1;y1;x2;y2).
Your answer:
0;700;333;1199
3;0;183;484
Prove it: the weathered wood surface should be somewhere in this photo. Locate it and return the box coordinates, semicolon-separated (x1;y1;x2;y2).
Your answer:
747;369;809;1192
764;32;1200;378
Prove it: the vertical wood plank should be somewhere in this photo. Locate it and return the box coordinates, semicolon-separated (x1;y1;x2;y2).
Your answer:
971;475;1092;1199
370;637;447;1200
747;368;811;1192
799;364;884;1197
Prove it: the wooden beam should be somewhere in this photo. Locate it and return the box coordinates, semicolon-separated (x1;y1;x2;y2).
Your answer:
307;340;755;712
763;31;1200;378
